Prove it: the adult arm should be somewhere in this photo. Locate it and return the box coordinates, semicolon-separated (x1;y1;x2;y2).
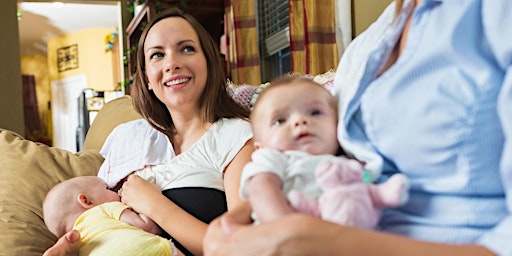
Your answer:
120;131;253;255
222;139;254;209
121;174;206;255
204;212;496;256
478;1;512;255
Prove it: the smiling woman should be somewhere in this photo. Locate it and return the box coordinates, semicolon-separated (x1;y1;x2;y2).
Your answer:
44;7;254;256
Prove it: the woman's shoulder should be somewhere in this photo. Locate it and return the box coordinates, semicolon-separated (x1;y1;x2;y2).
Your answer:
206;118;252;152
115;118;151;130
212;118;252;134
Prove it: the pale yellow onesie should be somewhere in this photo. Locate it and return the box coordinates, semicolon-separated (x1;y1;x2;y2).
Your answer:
74;201;175;256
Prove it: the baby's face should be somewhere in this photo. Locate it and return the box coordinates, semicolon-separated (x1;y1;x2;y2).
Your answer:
251;81;339;155
85;177;121;205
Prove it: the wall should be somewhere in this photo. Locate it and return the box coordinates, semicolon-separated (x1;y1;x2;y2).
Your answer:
0;0;24;134
47;28;120;91
352;0;393;37
3;0;130;138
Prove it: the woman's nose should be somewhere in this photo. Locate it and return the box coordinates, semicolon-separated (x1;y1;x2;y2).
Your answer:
164;54;182;72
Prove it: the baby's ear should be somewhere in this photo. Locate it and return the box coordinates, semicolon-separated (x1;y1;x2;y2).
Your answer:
253;141;262;150
76;193;94;209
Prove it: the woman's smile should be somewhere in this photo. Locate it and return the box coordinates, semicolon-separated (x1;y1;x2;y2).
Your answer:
164;77;191;89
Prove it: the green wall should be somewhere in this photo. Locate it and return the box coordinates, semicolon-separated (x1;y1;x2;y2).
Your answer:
0;0;24;134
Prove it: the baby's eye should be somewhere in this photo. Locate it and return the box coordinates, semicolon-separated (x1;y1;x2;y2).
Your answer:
310;109;322;116
149;52;164;60
272;118;286;127
183;46;195;53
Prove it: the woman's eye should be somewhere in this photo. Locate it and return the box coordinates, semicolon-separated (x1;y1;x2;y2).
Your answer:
150;52;164;59
183;46;195;53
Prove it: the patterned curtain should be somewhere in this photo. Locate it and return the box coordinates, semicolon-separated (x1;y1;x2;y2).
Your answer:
225;0;261;85
289;0;339;75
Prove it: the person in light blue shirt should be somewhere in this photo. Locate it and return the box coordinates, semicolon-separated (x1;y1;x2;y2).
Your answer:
204;0;512;255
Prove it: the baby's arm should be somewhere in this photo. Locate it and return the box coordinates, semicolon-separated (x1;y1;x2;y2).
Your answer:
120;208;161;235
248;172;295;223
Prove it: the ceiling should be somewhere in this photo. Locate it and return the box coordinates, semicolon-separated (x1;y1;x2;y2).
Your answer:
18;1;120;55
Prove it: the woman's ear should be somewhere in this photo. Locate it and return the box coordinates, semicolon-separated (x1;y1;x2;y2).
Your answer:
76;193;95;209
143;72;152;90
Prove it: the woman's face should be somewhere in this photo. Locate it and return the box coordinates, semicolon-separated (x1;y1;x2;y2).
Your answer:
143;17;208;112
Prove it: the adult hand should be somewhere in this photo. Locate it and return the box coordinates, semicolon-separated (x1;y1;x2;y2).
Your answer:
42;229;81;256
120;174;162;215
204;203;257;256
209;211;498;256
204;204;338;256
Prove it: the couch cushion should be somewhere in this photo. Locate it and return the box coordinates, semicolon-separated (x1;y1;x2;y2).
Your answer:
0;129;104;255
83;95;142;151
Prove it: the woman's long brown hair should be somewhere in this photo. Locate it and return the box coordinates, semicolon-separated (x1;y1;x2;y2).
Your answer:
131;8;250;138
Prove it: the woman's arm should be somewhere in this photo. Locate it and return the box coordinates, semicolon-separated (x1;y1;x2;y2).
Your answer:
205;213;496;256
120;175;207;255
222;139;254;209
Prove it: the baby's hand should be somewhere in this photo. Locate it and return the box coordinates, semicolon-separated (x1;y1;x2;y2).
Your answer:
139;213;162;235
120;207;161;235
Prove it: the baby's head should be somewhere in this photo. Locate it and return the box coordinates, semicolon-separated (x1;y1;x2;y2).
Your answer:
43;176;120;237
250;75;339;155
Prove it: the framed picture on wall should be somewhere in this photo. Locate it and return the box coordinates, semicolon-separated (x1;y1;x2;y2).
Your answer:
57;44;79;72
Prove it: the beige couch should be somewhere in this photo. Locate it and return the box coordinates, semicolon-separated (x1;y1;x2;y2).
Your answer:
0;96;141;255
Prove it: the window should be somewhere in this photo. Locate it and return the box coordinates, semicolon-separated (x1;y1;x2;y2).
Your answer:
256;0;291;82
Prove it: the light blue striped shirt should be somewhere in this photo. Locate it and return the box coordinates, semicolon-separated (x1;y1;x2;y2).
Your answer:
334;0;512;255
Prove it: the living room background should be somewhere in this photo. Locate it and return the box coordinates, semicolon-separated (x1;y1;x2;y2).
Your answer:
1;0;391;149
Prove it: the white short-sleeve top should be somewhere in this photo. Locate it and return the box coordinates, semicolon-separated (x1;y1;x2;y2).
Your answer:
138;118;253;191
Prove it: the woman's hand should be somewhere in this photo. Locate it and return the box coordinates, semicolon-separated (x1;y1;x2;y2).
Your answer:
42;230;81;256
121;174;208;255
204;203;334;256
206;203;373;256
206;210;498;256
120;174;162;216
204;203;257;256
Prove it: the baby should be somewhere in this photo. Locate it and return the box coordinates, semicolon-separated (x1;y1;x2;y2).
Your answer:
43;176;181;256
240;75;409;228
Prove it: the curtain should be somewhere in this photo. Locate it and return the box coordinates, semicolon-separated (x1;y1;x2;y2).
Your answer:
289;0;339;75
225;0;261;85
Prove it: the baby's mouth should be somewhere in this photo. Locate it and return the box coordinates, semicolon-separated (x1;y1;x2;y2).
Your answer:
296;132;313;141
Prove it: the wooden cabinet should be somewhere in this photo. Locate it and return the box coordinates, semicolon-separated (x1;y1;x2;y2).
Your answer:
125;0;225;76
